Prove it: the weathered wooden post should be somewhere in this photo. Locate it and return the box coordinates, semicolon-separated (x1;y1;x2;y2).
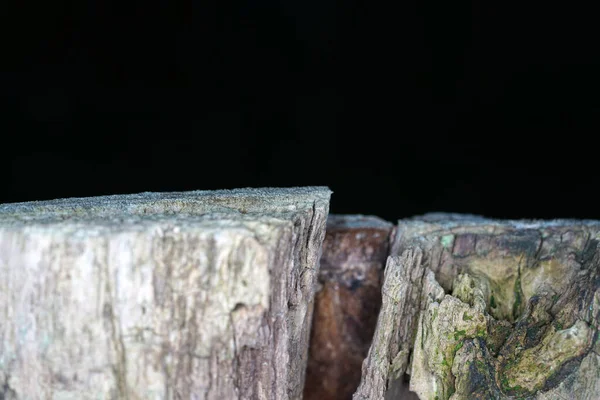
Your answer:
304;215;393;400
0;187;331;399
355;214;600;400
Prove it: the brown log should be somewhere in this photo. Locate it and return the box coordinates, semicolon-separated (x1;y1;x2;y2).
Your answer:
304;215;393;400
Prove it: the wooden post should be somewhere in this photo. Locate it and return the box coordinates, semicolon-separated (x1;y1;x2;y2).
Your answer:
0;187;331;400
304;215;393;400
355;214;600;399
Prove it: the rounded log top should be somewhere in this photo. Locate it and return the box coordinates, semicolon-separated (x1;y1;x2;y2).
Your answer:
0;187;332;227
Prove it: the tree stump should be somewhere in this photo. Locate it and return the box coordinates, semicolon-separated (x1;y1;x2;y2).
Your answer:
304;215;394;400
355;214;600;400
0;187;331;400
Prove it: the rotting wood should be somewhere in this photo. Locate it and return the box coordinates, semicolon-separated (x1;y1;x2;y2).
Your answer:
355;214;600;400
0;187;331;400
304;215;394;400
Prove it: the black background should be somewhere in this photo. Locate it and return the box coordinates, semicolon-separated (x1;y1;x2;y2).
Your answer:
2;1;599;221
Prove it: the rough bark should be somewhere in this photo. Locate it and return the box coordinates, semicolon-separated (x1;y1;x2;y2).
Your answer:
304;215;394;400
0;187;331;400
353;252;426;400
355;214;600;400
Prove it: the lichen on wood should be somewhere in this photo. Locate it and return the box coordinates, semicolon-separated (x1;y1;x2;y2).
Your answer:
355;215;600;400
0;187;331;400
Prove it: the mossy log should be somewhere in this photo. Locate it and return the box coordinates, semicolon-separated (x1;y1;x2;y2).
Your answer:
304;215;394;400
355;214;600;400
0;187;331;399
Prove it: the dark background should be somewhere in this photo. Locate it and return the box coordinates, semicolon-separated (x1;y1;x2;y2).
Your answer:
2;1;599;221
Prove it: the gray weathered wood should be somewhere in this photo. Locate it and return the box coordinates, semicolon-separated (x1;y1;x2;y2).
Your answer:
0;187;331;400
353;251;426;400
355;215;600;400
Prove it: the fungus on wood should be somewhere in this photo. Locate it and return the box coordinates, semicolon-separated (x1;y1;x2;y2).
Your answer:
0;187;331;400
355;214;600;400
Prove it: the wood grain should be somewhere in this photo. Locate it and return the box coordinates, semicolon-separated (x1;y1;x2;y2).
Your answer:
0;187;331;400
